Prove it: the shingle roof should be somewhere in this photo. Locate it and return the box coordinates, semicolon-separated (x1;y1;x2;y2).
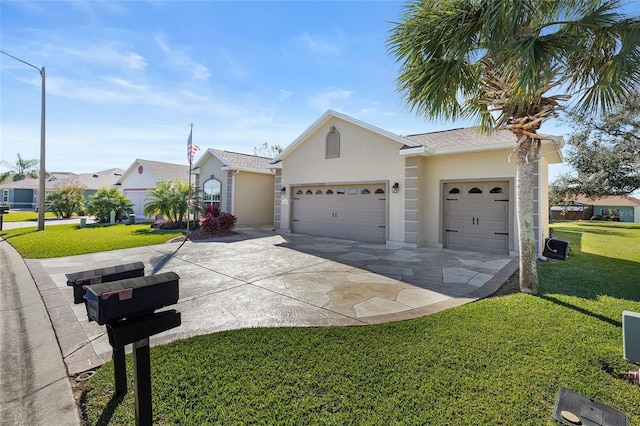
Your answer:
404;128;516;150
64;168;125;190
137;159;190;182
212;150;273;170
0;169;124;191
572;195;640;207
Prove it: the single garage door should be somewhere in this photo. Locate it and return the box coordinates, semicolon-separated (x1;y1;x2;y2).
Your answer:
124;190;148;219
291;183;387;243
444;181;510;254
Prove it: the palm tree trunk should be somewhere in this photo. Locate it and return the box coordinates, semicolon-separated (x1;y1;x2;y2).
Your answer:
516;142;539;294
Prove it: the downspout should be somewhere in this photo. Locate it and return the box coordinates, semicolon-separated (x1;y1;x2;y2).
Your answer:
231;170;240;215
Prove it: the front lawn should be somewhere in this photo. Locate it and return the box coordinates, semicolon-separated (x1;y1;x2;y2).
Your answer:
1;211;56;222
0;223;183;258
82;221;640;425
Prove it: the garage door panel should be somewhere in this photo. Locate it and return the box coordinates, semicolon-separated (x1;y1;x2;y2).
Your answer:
444;181;510;254
292;184;386;243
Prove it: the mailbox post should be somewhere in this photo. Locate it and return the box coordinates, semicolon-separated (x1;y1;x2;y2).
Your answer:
78;271;181;426
0;206;9;231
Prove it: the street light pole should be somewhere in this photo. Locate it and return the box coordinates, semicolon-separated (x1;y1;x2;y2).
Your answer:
1;50;46;230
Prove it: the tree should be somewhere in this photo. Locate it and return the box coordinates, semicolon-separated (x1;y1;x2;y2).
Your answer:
253;142;283;158
143;180;195;223
388;0;640;294
46;182;86;218
553;93;640;199
87;188;133;223
0;154;39;183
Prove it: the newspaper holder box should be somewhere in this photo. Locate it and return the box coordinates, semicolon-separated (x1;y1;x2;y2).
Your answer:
83;272;179;325
66;262;145;304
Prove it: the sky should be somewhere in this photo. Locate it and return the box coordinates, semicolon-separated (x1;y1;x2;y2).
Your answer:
1;1;637;181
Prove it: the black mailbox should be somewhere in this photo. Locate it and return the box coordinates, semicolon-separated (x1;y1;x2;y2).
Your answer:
83;272;179;325
0;206;9;214
66;262;145;304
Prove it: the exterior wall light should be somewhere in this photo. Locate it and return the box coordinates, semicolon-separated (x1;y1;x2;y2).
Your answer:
392;182;400;193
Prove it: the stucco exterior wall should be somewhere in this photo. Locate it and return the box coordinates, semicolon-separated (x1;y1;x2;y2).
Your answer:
278;117;406;243
119;164;161;190
196;155;230;212
233;171;275;225
419;149;518;251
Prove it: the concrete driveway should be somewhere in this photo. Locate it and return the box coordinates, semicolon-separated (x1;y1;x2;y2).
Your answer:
26;228;517;375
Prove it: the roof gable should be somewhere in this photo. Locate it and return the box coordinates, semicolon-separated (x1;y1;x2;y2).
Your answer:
117;159;189;184
273;110;419;163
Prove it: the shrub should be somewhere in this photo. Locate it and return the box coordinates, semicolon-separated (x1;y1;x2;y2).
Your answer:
198;205;236;236
46;183;86;218
87;188;134;222
217;211;237;231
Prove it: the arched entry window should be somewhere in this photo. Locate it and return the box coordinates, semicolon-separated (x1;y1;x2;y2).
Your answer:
203;179;221;209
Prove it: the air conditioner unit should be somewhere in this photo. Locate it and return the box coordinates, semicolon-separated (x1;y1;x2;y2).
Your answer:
623;311;640;363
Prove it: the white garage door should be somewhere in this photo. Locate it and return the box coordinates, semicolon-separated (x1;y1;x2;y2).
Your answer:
292;184;387;243
444;181;510;254
124;190;148;219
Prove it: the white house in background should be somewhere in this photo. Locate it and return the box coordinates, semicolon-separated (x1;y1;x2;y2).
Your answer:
116;159;189;219
193;149;275;226
271;110;564;256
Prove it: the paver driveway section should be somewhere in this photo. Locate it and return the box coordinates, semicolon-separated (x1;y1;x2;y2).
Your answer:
26;229;518;375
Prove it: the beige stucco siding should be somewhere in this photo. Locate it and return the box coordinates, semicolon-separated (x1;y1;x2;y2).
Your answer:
233;172;275;225
419;149;518;250
279;117;406;243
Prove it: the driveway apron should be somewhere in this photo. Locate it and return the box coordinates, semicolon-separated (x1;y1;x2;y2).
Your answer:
26;230;518;375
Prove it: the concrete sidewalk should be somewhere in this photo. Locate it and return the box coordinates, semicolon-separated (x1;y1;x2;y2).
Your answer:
0;239;80;426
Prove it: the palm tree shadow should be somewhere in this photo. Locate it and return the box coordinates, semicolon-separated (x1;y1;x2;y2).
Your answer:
150;239;187;274
538;228;639;328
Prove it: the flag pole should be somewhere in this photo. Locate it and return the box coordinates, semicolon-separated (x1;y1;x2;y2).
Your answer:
186;122;194;241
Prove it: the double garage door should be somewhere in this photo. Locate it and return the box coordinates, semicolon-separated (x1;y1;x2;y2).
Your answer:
291;183;386;243
444;181;510;254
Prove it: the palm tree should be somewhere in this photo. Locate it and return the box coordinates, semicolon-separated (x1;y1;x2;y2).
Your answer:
144;180;194;223
0;153;39;183
388;0;640;294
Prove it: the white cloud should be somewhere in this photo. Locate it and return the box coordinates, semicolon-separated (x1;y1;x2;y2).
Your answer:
41;42;147;70
309;89;354;111
279;89;293;101
154;34;211;81
298;31;342;55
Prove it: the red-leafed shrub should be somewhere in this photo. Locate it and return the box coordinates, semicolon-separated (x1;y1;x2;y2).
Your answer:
198;206;236;236
216;211;237;231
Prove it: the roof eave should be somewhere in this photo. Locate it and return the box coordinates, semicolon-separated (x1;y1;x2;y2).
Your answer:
220;166;275;175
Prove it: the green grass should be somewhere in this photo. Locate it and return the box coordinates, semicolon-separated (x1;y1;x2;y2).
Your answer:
82;221;640;425
1;211;56;222
0;223;183;258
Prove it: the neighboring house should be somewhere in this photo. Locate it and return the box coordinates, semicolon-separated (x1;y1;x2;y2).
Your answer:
550;201;593;221
116;159;189;219
563;195;640;223
193;149;275;226
0;170;122;209
271;110;564;256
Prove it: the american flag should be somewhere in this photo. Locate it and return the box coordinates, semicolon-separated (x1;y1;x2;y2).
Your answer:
187;127;200;165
